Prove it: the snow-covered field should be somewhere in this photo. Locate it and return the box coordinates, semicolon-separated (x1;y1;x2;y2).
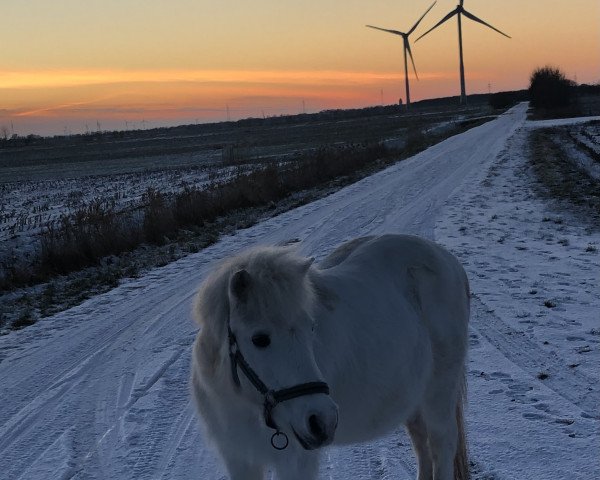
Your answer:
0;161;254;262
0;106;493;260
0;103;598;479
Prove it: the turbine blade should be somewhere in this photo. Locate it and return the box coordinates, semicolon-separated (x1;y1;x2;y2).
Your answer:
406;42;419;81
408;1;437;36
415;8;458;42
461;9;511;38
365;25;404;36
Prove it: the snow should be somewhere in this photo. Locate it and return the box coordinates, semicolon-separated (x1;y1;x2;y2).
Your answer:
563;141;600;180
437;125;600;478
551;122;600;181
0;103;598;479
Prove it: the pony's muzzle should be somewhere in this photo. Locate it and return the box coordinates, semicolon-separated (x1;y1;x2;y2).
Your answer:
295;403;338;450
309;412;335;444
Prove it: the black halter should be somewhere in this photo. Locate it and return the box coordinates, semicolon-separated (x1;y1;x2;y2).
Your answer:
227;326;330;450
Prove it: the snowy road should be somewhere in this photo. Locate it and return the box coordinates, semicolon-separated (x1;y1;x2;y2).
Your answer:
1;103;597;479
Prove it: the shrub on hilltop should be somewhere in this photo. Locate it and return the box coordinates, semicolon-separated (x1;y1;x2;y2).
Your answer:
529;66;574;110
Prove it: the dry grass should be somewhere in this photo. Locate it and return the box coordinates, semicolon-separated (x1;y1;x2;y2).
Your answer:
528;129;600;230
0;143;393;292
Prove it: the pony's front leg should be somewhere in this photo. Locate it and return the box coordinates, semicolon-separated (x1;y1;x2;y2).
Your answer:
406;412;433;480
426;416;458;480
221;455;265;480
273;450;320;480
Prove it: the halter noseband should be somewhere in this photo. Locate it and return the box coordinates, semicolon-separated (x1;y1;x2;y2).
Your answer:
227;326;330;450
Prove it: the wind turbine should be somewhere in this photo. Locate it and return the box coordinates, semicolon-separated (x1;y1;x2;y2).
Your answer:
416;0;510;105
366;1;436;109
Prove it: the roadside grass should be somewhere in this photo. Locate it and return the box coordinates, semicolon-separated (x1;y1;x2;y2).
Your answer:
527;104;582;121
1;143;394;292
527;94;600;121
528;128;600;230
0;117;494;331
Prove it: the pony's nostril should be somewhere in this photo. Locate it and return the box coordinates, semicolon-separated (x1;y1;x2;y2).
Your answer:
308;414;326;440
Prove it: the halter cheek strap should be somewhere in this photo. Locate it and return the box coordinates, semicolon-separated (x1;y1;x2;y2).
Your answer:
227;327;330;449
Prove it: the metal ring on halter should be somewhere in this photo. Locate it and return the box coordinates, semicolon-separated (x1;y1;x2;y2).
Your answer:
270;431;289;450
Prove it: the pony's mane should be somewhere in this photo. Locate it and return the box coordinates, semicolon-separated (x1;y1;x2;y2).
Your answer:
193;246;316;345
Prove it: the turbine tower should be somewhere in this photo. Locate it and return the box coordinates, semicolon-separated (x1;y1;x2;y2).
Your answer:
366;1;436;109
416;0;510;105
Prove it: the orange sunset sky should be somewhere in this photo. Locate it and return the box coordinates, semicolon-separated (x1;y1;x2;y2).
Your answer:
1;0;599;136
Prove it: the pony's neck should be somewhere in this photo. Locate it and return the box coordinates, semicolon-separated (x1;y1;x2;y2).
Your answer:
308;268;338;314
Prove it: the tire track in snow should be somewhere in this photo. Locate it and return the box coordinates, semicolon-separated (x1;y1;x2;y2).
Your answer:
466;307;599;479
0;280;199;479
154;407;197;479
437;120;599;478
471;296;598;418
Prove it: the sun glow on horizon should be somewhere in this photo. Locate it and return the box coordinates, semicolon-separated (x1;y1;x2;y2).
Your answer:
1;69;457;91
1;68;466;133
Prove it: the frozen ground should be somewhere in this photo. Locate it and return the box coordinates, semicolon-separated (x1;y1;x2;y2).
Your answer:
437;121;600;478
0;103;598;479
0;161;252;261
546;121;600;180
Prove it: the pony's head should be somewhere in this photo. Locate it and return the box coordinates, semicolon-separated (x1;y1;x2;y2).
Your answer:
195;246;338;450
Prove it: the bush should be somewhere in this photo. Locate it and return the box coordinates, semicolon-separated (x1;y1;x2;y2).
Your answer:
529;66;574;109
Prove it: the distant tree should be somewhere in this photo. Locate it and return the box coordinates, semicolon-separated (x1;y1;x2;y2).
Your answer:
1;125;9;140
529;66;574;109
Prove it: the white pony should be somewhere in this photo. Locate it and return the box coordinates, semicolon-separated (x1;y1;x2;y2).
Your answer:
191;234;470;480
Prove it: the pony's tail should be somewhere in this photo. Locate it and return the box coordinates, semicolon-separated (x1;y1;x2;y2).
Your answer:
454;374;469;480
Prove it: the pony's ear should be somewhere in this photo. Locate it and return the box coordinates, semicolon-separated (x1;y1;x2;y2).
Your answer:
230;269;252;301
299;257;315;276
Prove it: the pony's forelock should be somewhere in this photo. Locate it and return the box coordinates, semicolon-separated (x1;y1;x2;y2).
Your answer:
194;246;316;342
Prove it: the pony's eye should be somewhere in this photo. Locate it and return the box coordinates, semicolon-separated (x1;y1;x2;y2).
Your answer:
252;333;271;348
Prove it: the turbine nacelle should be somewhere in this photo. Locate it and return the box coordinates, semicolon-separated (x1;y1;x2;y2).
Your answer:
414;0;511;105
416;1;510;42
